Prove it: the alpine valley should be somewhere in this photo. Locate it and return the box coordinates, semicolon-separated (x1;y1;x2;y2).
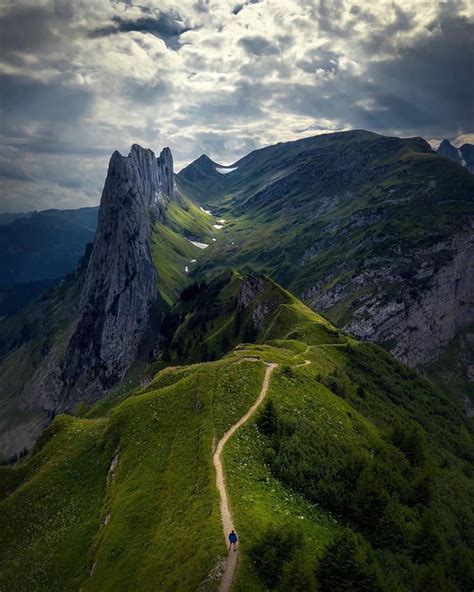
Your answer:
0;130;473;592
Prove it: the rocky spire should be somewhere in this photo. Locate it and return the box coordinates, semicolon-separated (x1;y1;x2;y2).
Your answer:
61;144;176;403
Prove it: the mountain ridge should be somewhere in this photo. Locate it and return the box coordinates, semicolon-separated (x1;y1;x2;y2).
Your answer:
437;138;474;173
177;130;474;399
1;129;473;462
1;272;472;591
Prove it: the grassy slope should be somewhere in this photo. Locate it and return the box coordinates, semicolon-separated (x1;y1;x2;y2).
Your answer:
1;277;472;591
178;131;474;403
182;131;474;301
151;199;218;307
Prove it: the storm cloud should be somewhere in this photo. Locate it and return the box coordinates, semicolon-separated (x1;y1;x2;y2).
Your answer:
0;0;472;212
90;10;192;49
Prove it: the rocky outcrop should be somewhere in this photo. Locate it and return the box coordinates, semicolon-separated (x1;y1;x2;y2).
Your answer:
237;274;287;331
306;231;474;368
437;139;474;174
25;144;177;410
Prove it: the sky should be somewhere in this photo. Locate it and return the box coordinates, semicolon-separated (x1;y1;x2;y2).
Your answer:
0;0;473;212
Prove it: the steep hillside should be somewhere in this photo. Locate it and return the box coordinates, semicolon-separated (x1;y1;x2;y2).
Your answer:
178;130;474;403
1;275;472;592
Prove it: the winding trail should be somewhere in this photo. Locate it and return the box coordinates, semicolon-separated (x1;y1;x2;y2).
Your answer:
213;362;278;592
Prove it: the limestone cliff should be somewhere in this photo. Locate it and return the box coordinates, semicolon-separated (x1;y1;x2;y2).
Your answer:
25;145;176;411
59;145;176;404
305;230;474;369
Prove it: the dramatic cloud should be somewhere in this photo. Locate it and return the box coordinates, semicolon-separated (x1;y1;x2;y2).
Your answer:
0;0;472;211
90;10;192;49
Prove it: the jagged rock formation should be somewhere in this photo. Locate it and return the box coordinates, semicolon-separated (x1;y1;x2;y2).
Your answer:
27;145;177;410
237;274;287;330
60;145;176;404
308;231;474;368
437;139;474;173
0;144;181;460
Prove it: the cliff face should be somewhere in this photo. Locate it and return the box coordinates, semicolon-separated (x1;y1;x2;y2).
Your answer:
0;144;184;460
341;232;474;367
60;145;176;404
25;145;177;411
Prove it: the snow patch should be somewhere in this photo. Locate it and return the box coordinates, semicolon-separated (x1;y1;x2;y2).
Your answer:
218;219;226;223
187;239;209;249
213;224;223;229
457;149;467;167
215;166;238;174
212;238;217;242
190;259;197;263
200;206;212;215
185;266;189;273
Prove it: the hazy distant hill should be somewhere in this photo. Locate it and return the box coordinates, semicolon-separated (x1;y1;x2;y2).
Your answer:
0;206;98;314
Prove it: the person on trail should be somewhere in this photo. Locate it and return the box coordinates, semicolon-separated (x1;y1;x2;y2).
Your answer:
228;530;238;551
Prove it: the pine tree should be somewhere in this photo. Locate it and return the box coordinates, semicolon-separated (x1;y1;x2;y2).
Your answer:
257;400;278;436
317;531;384;592
415;564;451;592
412;511;445;564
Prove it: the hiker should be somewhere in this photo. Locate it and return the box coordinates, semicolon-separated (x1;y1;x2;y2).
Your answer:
228;529;238;551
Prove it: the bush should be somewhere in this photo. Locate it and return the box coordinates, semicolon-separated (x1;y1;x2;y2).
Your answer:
317;531;385;592
415;564;451;592
250;525;314;590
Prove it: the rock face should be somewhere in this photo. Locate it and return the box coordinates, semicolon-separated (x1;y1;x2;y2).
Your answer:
60;145;176;404
27;144;177;410
437;139;474;173
0;144;180;459
306;231;474;368
237;274;287;331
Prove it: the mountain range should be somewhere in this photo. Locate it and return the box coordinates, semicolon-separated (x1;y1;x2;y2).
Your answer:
0;207;98;315
179;131;474;402
0;130;473;591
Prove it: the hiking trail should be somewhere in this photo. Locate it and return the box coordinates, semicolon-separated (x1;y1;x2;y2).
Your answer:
213;362;278;592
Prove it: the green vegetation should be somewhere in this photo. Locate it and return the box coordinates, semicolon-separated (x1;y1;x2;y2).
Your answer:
179;130;474;403
1;275;473;591
151;199;216;306
0;358;265;591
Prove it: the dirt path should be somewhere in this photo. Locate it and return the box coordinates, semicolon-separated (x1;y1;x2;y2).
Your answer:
295;359;311;367
213;362;278;592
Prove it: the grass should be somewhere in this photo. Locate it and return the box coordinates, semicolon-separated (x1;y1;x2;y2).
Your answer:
0;416;111;591
1;275;472;591
178;130;474;403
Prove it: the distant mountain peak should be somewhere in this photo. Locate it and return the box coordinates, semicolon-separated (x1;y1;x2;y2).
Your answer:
437;138;474;173
179;153;230;183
